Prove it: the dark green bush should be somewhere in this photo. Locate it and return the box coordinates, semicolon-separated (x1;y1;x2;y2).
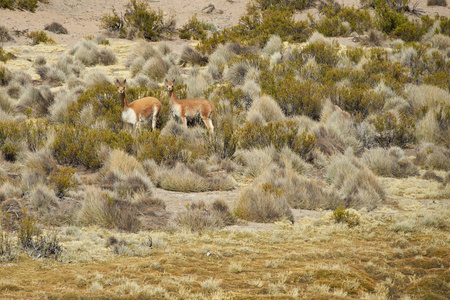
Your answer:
336;86;384;122
101;7;123;31
375;3;409;35
0;120;48;152
439;17;450;36
136;130;184;165
254;0;315;11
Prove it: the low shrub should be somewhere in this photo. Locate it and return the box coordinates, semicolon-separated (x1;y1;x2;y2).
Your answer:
179;14;211;40
363;147;419;178
415;143;450;171
26;31;55;45
327;154;385;210
427;0;447;6
101;0;173;41
44;22;68;34
0;48;14;62
333;206;360;227
0;139;20;162
234;182;294;223
372;112;416;147
49;166;77;197
0;25;13;42
175;200;235;232
78;187;142;232
238;121;316;160
180;46;208;66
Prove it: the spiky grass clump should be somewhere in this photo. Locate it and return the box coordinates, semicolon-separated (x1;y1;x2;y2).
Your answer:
247;94;285;124
174;200;235;232
327;153;385;210
234;181;294;223
415;143;450;171
142;56;170;81
224;60;253;86
27;31;55;45
274;170;340;210
184;69;211;98
261;35;282;58
70;39;117;66
180;45;208;66
363;147;419;178
158;163;210;192
16;85;54;117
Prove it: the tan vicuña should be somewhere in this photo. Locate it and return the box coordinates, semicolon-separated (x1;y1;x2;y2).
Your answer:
165;79;215;132
116;79;161;131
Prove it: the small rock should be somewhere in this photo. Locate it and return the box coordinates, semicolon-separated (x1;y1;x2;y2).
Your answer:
202;4;215;14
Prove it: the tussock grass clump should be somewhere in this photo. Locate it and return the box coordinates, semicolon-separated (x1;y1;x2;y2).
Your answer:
247;95;284;124
0;25;13;42
234;181;294;223
180;45;208;66
175;200;235;232
157;163;209;192
49;166;77;197
28;183;59;213
261;35;282;57
259;167;342;210
44;22;68;34
415;143;450;171
327;153;385;210
16;85;54;117
185;70;211;98
78;187;143;232
224;60;253;86
70;39;117;66
142;56;170;81
363;147;419;178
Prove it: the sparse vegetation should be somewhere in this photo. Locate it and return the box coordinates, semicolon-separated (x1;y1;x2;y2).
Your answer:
0;1;449;298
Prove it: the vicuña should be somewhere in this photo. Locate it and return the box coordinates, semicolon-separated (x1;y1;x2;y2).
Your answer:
116;79;161;131
165;79;215;132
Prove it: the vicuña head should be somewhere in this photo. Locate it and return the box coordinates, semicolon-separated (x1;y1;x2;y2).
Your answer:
116;79;161;131
165;79;215;132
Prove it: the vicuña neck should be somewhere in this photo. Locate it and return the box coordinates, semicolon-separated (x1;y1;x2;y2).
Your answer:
170;90;179;104
120;92;128;109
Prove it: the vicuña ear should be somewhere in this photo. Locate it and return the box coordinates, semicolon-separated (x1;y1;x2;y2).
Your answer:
165;79;168;83
115;79;119;85
123;79;127;84
172;79;175;83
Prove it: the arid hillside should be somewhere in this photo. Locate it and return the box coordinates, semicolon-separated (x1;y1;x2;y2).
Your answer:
0;0;449;299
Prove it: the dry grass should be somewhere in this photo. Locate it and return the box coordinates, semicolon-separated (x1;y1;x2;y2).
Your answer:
247;94;285;124
363;147;419;178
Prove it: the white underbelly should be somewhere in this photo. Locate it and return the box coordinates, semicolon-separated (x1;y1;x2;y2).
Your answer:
122;108;137;124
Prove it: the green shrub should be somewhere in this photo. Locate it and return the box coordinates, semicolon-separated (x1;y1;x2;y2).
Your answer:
179;14;209;40
375;3;408;35
0;0;15;9
0;139;20;162
439;17;450;36
26;31;55;45
136;130;184;165
238;121;316;160
333;206;360;227
49;166;77;197
17;209;38;249
0;66;11;85
254;0;315;11
101;0;171;41
260;69;323;119
0;48;14;62
372;112;416;147
199;7;311;53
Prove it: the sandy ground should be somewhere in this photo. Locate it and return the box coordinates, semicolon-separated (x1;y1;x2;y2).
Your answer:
1;0;448;47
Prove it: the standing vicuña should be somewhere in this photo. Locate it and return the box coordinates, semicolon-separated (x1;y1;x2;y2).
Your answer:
116;79;161;131
165;79;215;132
